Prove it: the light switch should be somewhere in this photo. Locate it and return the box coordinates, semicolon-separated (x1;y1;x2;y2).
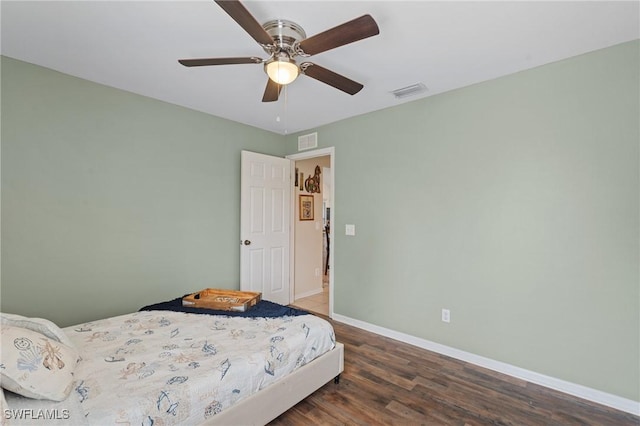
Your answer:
345;224;356;236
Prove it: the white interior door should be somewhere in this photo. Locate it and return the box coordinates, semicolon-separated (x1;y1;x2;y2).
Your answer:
240;151;291;305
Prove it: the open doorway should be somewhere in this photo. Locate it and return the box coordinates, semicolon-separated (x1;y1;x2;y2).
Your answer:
286;148;334;317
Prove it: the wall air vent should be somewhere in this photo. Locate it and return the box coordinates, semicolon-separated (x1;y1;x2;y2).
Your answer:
298;132;318;151
390;83;428;100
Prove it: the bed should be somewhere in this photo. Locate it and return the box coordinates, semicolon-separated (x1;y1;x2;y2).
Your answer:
0;299;344;425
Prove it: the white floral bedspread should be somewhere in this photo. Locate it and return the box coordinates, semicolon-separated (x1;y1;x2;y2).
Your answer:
65;310;335;425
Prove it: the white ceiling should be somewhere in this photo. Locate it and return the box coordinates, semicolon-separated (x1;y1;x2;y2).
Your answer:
2;1;638;135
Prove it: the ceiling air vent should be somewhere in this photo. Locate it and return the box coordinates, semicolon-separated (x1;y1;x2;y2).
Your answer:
390;83;428;100
298;132;318;151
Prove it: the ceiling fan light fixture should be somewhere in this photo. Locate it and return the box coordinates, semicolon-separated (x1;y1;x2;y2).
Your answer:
265;55;299;85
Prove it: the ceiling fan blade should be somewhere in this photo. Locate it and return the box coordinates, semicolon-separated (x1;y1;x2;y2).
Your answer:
178;57;262;67
297;15;379;56
262;78;282;102
215;0;274;46
301;63;363;95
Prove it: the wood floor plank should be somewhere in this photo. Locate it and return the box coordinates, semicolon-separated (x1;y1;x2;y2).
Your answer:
348;353;417;390
385;400;431;422
269;318;640;426
356;343;412;366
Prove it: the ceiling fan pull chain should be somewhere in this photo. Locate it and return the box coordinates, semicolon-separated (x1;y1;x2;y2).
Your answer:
283;84;289;134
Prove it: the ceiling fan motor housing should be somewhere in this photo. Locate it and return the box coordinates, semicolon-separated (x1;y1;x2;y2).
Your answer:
262;19;307;56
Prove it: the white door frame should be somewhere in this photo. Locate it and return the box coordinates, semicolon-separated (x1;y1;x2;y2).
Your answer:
286;147;335;318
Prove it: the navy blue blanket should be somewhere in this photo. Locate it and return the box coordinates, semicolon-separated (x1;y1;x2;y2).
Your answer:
140;296;309;318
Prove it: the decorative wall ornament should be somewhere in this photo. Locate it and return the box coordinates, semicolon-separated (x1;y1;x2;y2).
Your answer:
304;166;321;193
299;195;314;221
294;168;299;187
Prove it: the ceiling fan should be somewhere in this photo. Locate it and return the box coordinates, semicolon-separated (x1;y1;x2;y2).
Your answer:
178;0;380;102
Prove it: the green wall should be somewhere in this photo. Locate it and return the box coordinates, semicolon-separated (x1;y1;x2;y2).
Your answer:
2;40;639;403
286;41;640;401
1;56;286;327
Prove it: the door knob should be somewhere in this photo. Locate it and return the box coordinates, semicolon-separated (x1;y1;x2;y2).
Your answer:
243;240;251;246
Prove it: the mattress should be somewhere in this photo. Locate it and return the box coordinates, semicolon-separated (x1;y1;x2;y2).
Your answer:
64;310;335;425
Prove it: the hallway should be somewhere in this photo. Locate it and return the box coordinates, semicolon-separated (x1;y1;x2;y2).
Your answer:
291;286;329;316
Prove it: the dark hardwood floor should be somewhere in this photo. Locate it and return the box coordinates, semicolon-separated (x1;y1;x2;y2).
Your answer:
269;318;639;425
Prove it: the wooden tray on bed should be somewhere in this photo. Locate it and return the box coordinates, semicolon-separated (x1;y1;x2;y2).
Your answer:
182;288;262;312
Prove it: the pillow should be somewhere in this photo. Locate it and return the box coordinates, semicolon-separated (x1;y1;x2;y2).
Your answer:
0;313;75;348
0;325;78;401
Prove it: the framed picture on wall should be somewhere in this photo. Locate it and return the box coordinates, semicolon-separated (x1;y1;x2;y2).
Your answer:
299;195;314;221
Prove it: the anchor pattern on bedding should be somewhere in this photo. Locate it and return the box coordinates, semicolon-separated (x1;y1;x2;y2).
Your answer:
67;310;335;425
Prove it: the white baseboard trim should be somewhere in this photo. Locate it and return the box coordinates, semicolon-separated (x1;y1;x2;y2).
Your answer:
332;313;640;416
294;288;323;300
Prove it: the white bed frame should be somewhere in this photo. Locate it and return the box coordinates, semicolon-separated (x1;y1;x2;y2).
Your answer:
208;342;344;425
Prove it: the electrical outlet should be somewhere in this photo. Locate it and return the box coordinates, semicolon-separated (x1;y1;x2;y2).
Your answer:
441;309;451;323
315;268;321;277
